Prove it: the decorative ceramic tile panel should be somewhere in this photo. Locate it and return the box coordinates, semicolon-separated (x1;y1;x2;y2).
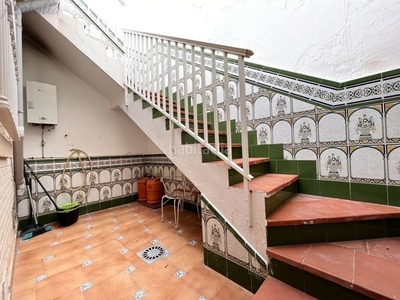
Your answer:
320;148;348;180
226;231;250;267
319;113;347;144
350;147;385;183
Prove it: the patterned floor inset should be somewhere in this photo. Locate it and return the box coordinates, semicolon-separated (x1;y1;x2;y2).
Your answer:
12;202;254;300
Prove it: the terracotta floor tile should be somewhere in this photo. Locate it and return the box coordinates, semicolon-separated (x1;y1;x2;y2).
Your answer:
84;270;140;300
84;252;131;285
44;250;91;277
35;265;89;300
51;237;88;257
85;239;125;261
13;202;252;300
159;232;190;253
182;264;227;299
16;244;53;267
366;237;400;262
211;279;254;300
13;260;45;285
130;258;176;292
120;231;152;251
253;276;316;300
303;244;354;288
12;278;36;300
54;287;86;300
354;251;400;299
146;221;178;240
267;244;311;269
332;239;368;254
145;276;201;300
165;244;204;272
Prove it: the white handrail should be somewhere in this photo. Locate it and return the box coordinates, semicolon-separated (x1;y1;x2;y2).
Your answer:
123;29;255;224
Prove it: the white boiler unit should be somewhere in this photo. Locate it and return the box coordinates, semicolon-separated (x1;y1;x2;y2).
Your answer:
26;81;58;125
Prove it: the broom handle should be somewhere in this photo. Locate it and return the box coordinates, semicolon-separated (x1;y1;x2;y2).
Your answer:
24;160;60;211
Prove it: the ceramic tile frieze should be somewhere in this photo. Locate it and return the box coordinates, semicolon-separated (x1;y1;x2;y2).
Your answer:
190;76;400;184
19;155;145;218
172;48;400;108
201;198;268;278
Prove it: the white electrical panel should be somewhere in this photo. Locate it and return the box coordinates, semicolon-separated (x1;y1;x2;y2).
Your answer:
26;81;58;125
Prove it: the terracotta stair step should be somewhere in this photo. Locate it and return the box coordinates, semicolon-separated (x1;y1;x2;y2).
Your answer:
209;157;269;167
267;193;400;227
252;276;316;300
232;173;298;197
267;238;400;299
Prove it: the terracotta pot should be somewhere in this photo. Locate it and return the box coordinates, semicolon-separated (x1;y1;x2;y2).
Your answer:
146;178;163;205
138;177;149;203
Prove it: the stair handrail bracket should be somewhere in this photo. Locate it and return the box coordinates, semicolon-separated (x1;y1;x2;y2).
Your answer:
123;30;255;224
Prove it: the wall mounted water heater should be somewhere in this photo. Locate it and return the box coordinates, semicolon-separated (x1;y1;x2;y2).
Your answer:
26;81;58;125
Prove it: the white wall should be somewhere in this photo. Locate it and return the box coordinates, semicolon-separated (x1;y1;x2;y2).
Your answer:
23;38;160;158
122;0;400;82
0;136;17;300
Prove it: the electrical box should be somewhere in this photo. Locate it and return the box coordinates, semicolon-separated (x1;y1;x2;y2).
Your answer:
26;81;58;125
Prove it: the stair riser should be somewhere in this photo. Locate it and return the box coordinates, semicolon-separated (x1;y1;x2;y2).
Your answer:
267;218;400;247
269;259;371;300
228;163;269;185
265;183;297;217
181;132;228;144
232;131;258;146
166;119;208;130
202;147;243;163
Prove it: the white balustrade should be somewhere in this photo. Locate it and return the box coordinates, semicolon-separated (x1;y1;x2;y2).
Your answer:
123;30;255;224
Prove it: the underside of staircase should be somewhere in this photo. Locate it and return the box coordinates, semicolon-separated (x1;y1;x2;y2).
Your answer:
122;91;400;299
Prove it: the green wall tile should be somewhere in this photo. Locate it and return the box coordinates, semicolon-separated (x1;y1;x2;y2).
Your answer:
297;179;320;195
385;218;400;237
268;144;284;159
320;181;350;199
100;200;112;210
326;222;357;242
276;160;298;174
112;198;123;207
227;260;252;291
269;258;305;292
296;223;327;244
304;271;359;300
268;160;278;173
350;183;388;205
355;220;386;240
297;161;317;179
206;250;227;277
267;226;297;246
38;213;57;225
388;185;400;207
251;272;265;294
250;145;269;158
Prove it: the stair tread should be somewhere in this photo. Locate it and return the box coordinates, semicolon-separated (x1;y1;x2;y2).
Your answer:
209;157;269;167
232;173;298;196
252;276;316;300
267;193;400;227
267;237;400;299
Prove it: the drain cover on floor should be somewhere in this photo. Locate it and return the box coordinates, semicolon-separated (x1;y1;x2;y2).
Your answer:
137;244;170;264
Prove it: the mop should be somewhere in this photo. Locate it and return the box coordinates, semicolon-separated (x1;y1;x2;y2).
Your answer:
20;168;52;240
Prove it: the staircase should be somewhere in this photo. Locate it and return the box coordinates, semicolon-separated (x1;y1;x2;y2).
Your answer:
120;30;400;299
122;88;400;299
